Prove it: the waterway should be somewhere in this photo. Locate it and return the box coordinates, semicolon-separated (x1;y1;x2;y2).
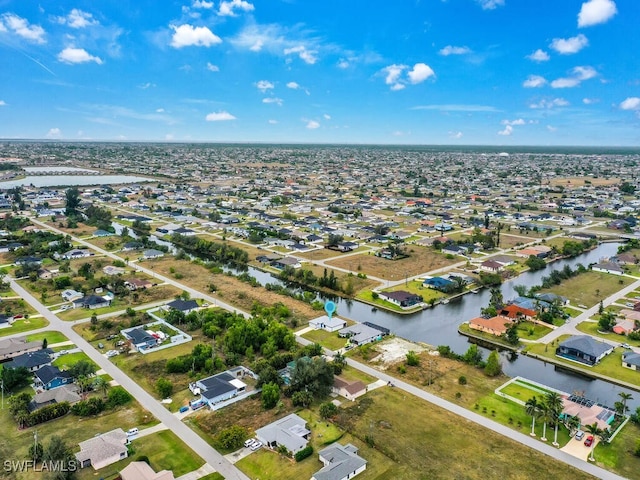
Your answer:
114;222;638;408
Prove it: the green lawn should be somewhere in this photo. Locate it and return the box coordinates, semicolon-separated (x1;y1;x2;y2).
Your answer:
498;381;553;401
575;320;635;345
516;321;553;341
355;290;415;313
538;271;635;308
26;331;69;344
563;306;583;318
591;420;640;477
52;351;98;370
459;323;515;349
76;430;204;480
0;317;49;337
301;329;348;352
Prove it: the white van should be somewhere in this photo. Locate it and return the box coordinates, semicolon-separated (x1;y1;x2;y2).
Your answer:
127;428;139;436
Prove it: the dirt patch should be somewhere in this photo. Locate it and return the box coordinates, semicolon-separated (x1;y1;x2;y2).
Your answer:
369;337;428;369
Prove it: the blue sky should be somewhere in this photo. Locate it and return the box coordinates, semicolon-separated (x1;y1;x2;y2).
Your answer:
0;0;639;145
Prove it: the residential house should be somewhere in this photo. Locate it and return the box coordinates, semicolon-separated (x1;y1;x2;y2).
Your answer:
190;370;247;408
61;289;84;302
534;293;569;305
592;261;624;276
73;295;111;309
4;350;52;372
34;365;74;390
338;324;384;346
142;249;165;259
378;291;423;308
309;315;347;332
469;315;514;336
480;259;503;273
0;336;42;360
423;276;454;292
37;268;56;280
255;413;311;454
15;256;43;266
556;335;614;366
271;257;302;269
165;299;199;314
75;428;128;470
0;314;14;329
500;304;536;320
61;249;91;260
120;461;175;480
103;265;125;276
442;244;465;256
125;278;153;290
30;384;81;411
121;241;144;252
490;255;516;267
622;352;640;371
312;443;367;480
122;327;159;352
93;229;113;237
332;377;367;401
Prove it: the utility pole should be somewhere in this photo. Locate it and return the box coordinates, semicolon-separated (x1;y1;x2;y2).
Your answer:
1;379;3;410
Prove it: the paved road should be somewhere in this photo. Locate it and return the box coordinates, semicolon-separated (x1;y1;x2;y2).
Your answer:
295;334;625;480
8;277;250;480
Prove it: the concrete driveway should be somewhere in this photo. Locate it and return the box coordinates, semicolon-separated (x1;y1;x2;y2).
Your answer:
560;436;597;461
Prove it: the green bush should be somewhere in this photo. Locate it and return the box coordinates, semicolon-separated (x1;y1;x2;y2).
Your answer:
294;445;314;462
458;375;467;385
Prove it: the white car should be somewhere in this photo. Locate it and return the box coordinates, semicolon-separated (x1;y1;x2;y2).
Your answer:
105;350;119;358
575;430;585;441
250;441;263;451
244;439;255;448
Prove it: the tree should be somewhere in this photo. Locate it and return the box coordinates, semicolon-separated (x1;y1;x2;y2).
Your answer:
619;392;633;415
319;402;338;419
598;311;616;332
525;397;541;437
584;422;604;461
156;378;173;399
64;187;81;218
463;344;483;366
42;338;48;350
216;425;248;450
406;350;420;366
488;287;504;310
43;435;76;480
289;357;334;399
261;382;280;409
544;391;563;446
69;360;97;379
93;376;109;399
1;366;31;392
484;350;502;377
504;323;519;346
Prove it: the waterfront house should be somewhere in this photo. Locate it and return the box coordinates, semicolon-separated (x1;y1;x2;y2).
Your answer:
622;351;640;371
556;335;614;366
469;315;514;336
309;315;347;332
379;291;423;308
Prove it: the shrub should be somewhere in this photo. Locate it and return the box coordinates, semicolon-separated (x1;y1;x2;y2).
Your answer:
406;350;420;366
156;378;174;399
107;386;133;408
319;402;338;419
294;445;314;462
397;364;406;374
458;375;467;385
216;425;247;450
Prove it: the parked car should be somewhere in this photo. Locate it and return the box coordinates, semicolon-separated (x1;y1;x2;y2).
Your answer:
250;441;263;451
622;343;631;349
105;350;119;358
584;435;594;447
98;343;104;349
244;439;256;448
575;430;584;441
60;305;71;311
179;406;190;414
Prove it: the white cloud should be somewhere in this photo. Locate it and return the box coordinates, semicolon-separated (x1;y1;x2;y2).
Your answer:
502;118;526;126
139;82;156;89
206;62;220;72
250;40;263;52
263;97;283;106
551;66;597;88
523;75;547;88
498;125;513;136
284;45;317;64
57;47;103;65
529;98;569;109
620;97;640;111
439;45;471;56
337;59;350;69
449;131;463;139
205;111;236;121
57;9;98;29
323;114;331;120
1;13;46;43
306;120;320;129
578;0;617;27
0;100;5;106
256;80;274;92
477;0;505;9
156;108;165;113
46;128;62;138
170;24;222;48
583;98;599;104
407;63;435;84
527;49;550;62
550;34;588;55
268;119;278;124
286;81;300;89
383;64;406;88
165;134;174;141
219;0;255;16
390;83;405;91
547;125;557;132
192;0;214;8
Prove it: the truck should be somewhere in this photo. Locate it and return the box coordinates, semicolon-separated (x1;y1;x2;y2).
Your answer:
189;398;206;410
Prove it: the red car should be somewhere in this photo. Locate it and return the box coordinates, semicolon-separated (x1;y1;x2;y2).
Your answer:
584;435;594;447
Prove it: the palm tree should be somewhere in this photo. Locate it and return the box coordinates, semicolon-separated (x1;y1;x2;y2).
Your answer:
565;415;581;436
545;391;564;447
525;396;541;437
619;392;633;415
539;402;551;442
93;377;109;399
584;422;605;461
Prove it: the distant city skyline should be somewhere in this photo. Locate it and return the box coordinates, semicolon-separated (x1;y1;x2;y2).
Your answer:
1;0;639;146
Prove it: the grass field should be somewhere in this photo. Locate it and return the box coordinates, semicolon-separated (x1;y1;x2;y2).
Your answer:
52;351;97;370
538;271;635;307
0;316;49;337
301;328;348;351
516;321;554;341
25;331;69;344
326;245;459;280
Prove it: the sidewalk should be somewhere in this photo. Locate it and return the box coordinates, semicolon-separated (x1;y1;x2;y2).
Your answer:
176;463;217;480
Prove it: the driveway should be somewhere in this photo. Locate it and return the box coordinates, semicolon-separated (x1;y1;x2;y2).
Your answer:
561;436;597;461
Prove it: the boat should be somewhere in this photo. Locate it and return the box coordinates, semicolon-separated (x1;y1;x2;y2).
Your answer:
371;307;378;312
442;299;450;304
